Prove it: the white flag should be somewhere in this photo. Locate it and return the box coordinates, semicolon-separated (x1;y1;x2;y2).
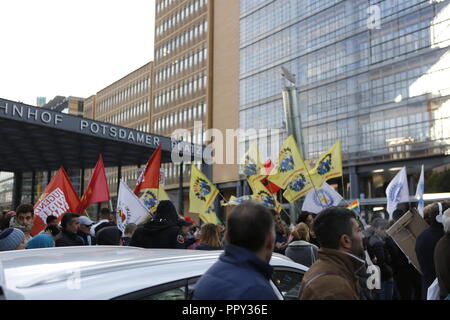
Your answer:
116;180;149;232
415;165;425;217
302;182;344;214
386;167;410;218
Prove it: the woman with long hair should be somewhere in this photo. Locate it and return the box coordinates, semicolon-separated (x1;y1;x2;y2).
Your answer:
285;222;318;267
195;223;222;250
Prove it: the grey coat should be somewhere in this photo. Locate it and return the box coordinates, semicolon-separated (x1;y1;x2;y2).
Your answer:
285;240;318;267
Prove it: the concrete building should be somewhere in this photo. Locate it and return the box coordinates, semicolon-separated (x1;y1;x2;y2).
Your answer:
152;0;241;219
239;0;450;203
83;62;153;201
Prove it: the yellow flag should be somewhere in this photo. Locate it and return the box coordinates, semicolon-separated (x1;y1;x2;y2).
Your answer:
310;140;343;187
248;178;282;213
189;165;219;214
158;186;170;201
241;142;265;184
283;171;314;203
268;135;313;190
199;205;222;225
140;186;171;214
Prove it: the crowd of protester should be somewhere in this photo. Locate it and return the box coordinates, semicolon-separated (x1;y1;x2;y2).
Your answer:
0;198;449;300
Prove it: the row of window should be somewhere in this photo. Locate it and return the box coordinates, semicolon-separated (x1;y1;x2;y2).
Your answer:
155;47;207;85
98;77;150;114
156;0;208;37
154;102;207;132
155;20;208;60
154;73;207;109
156;0;177;14
102;99;150;125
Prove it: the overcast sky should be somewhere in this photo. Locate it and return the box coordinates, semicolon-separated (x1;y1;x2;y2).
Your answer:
0;0;155;105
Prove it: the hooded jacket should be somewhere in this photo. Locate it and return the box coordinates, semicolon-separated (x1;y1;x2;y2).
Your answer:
415;222;445;299
434;233;450;299
129;201;185;249
299;248;365;300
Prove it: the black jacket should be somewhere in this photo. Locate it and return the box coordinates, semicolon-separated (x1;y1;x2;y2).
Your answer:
55;230;85;247
129;200;185;249
367;235;393;281
434;234;450;299
77;231;96;245
415;224;445;299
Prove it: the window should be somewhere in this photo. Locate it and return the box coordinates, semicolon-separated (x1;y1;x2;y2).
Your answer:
271;268;304;300
112;278;200;300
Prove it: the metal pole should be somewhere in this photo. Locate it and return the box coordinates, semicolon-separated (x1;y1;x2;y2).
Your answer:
178;162;184;216
80;168;85;197
31;171;36;204
12;172;23;210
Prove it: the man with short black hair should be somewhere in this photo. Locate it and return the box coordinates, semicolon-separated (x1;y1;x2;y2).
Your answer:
55;213;84;247
299;207;365;300
46;215;58;228
9;203;34;244
193;201;278;300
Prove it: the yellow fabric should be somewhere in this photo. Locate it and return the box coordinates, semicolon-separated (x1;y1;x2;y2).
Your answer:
268;135;314;192
309;140;343;187
140;188;160;214
189;165;219;214
199;205;221;225
248;178;281;213
241;142;265;185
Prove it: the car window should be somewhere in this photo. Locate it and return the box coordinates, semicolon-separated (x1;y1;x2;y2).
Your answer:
141;286;186;300
112;277;202;300
272;269;304;300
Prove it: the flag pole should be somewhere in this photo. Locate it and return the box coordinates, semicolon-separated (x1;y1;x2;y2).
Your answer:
341;175;346;200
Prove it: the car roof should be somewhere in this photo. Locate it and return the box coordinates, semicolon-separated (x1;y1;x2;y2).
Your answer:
0;246;307;300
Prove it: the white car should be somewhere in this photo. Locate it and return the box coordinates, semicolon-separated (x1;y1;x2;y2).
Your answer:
0;246;307;300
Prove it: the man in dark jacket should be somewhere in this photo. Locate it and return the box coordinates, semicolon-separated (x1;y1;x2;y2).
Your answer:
299;207;365;300
434;208;450;299
55;213;84;247
129;200;185;249
193;201;278;300
415;202;449;299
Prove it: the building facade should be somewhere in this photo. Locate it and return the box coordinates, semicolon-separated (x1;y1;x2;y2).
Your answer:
83;62;153;202
153;0;211;193
239;0;450;201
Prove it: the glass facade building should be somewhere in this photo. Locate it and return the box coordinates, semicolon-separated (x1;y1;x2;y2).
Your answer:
239;0;450;199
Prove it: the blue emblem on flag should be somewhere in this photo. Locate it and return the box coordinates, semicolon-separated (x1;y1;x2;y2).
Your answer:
279;148;295;172
313;189;334;208
318;154;332;176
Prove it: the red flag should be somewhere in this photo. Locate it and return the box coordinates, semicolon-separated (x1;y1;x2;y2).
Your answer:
134;145;161;195
31;167;80;236
261;159;281;193
76;154;110;214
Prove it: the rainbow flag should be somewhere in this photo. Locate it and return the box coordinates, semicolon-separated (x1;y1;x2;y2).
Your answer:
346;200;360;214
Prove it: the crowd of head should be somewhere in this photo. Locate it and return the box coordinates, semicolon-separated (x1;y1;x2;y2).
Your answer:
1;199;449;300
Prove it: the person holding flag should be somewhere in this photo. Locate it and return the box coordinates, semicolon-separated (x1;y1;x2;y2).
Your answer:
76;154;110;216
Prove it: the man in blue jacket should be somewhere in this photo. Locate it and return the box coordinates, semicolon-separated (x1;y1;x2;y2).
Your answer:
193;201;278;300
